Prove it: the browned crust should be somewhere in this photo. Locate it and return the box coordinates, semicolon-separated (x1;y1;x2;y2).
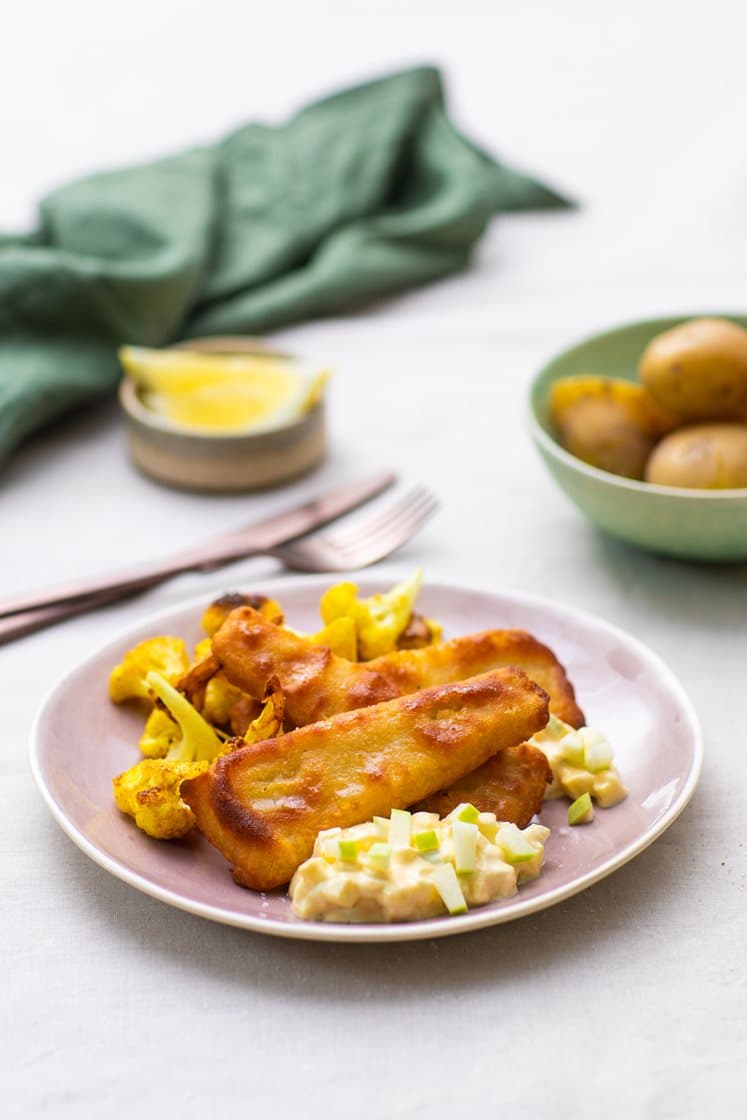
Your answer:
396;613;432;649
212;607;584;728
177;654;221;711
181;667;550;890
413;743;552;827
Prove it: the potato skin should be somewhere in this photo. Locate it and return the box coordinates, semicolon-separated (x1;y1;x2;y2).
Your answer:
550;375;679;479
645;423;747;489
639;318;747;420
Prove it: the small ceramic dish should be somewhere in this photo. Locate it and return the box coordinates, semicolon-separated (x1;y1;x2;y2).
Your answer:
119;336;327;493
528;315;747;562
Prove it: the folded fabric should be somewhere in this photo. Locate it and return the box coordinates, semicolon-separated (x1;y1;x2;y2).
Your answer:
0;66;568;469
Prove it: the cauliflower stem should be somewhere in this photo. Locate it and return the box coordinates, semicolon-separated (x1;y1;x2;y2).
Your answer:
113;671;224;840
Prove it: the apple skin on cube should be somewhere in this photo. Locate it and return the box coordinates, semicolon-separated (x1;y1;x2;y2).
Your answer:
568;792;594;826
431;864;468;915
452;820;478;873
497;823;537;863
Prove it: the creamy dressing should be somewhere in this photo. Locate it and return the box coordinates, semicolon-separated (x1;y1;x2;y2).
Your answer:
289;809;550;923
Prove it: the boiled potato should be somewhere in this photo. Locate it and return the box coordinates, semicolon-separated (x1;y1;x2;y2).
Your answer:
639;318;747;420
550;375;679;479
645;423;747;489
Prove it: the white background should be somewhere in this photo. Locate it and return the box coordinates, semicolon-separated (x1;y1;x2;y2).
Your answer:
2;2;746;1117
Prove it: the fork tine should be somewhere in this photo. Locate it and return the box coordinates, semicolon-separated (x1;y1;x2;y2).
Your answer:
335;491;440;554
324;486;439;551
331;493;440;567
271;485;440;572
321;485;434;548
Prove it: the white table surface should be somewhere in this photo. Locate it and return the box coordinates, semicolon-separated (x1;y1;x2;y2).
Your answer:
3;3;746;1117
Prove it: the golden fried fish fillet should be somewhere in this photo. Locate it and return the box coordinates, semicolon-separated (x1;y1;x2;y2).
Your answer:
181;667;550;890
211;607;584;729
413;742;552;827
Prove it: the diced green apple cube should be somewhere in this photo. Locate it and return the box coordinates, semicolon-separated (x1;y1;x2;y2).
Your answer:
389;808;412;849
583;734;614;773
413;829;439;852
431;863;468;915
497;823;537;863
559;732;586;767
535;714;572;743
454;802;480;823
568;792;594;825
338;839;359;860
452;819;478;873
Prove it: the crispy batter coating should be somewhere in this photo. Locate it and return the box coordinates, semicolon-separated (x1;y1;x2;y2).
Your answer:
212;607;584;729
181;667;550;890
413;743;552;827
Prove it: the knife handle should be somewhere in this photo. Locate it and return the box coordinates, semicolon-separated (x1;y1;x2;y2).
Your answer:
0;540;261;623
0;471;395;621
0;590;128;645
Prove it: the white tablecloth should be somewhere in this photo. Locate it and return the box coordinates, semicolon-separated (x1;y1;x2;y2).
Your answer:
3;3;746;1116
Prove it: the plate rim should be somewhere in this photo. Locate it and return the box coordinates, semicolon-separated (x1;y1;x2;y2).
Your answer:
29;571;704;944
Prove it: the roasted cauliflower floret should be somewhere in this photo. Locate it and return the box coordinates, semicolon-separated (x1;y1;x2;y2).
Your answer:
113;758;208;839
109;637;189;704
113;671;224;839
193;637;213;662
138;707;181;759
202;675;252;728
201;593;283;637
319;569;435;660
311;617;358;660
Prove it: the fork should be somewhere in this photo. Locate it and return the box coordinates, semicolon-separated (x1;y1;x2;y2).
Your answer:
263;484;439;572
0;485;439;644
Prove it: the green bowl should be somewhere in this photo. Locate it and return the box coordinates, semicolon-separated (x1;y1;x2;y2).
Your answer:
528;314;747;562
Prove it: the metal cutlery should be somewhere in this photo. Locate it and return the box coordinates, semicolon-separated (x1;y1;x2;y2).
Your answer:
0;471;395;620
0;481;438;644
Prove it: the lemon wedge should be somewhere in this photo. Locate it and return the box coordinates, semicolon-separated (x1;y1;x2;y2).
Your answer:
119;345;330;433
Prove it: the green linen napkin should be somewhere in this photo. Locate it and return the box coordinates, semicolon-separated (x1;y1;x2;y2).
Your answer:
0;66;568;469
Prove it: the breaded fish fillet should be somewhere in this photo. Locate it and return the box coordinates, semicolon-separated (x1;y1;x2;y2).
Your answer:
413;742;552;827
181;667;549;890
211;607;584;729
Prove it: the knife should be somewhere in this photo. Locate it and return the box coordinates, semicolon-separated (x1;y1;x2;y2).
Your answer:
0;471;395;622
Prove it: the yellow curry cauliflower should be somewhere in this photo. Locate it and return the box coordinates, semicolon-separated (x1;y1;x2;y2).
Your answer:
200;593;283;637
109;637;189;704
311;617;358;660
113;671;224;839
113;758;208;840
320;569;435;660
137;707;181;759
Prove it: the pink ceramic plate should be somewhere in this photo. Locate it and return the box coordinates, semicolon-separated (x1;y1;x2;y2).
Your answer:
30;574;702;943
